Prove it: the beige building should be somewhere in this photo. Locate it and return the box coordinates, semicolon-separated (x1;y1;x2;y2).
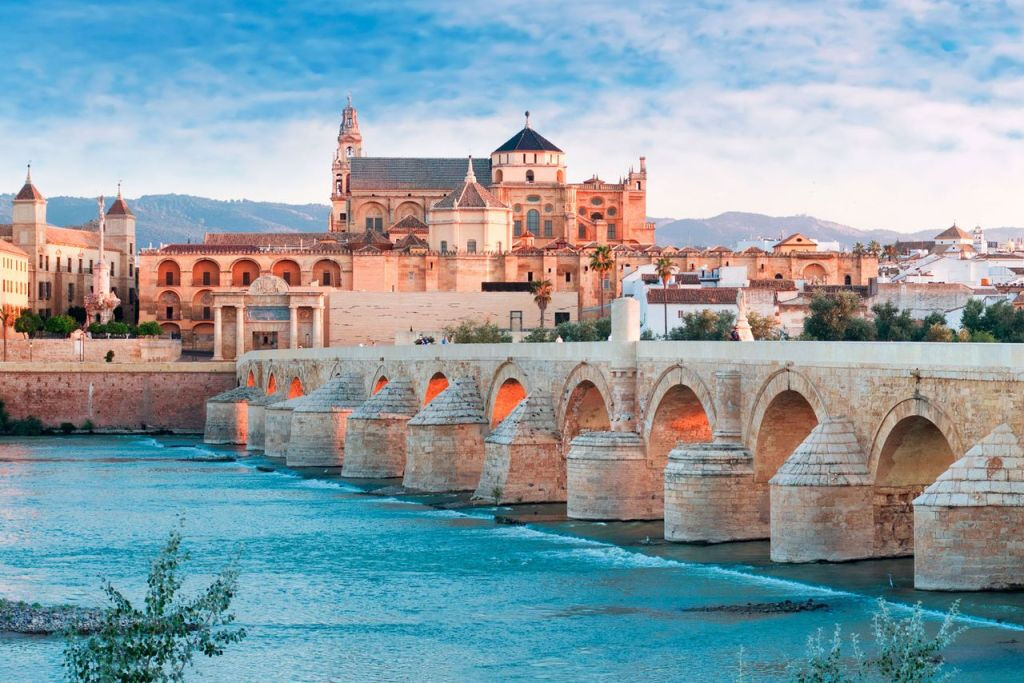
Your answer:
0;239;29;323
2;168;137;321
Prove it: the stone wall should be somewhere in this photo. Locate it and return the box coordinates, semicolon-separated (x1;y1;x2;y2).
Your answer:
0;362;235;431
0;338;180;363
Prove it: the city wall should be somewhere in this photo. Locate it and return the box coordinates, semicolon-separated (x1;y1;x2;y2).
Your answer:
0;361;235;431
0;338;181;363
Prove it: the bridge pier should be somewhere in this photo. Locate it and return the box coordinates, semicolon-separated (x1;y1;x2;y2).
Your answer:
664;368;762;542
475;393;563;504
246;390;287;451
567;432;657;519
914;424;1024;590
343;379;419;478
204;387;264;444
403;377;488;492
264;398;302;458
769;418;873;562
285;373;367;468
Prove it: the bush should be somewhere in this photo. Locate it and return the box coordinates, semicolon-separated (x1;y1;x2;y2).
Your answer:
639;328;656;340
136;321;162;337
555;319;607;342
9;416;44;436
63;523;245;682
803;292;865;341
968;329;997;343
59;422;76;435
14;310;43;337
104;350;115;363
105;321;131;336
522;328;558;343
667;310;736;340
747;311;779;340
442;319;512;344
81;420;95;433
66;306;88;325
44;314;78;337
925;324;954;342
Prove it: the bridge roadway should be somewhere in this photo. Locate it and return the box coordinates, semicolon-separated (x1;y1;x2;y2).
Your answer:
205;299;1024;591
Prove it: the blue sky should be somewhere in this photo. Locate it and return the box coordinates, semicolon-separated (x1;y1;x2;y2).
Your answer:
4;0;1024;231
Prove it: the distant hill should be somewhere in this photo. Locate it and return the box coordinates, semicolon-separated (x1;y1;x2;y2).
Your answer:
0;193;330;248
4;193;1024;251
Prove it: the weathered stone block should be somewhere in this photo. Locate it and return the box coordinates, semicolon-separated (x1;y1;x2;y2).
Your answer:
567;431;658;520
341;379;419;478
204;386;264;444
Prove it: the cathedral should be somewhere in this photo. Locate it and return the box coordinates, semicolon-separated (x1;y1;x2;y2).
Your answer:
328;97;654;246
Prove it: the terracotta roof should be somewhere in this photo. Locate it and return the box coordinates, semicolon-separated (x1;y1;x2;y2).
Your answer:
774;232;817;247
749;278;797;290
346;228;393;251
742;246;767;254
106;194;133;217
678;246;701;253
934;224;972;241
387;214;429;234
675;272;700;285
433;179;506;210
15;181;43;201
647;287;739;304
204;232;337;247
543;237;576;252
45;226;101;249
0;239;27;257
493;126;562;153
393;233;429;251
350;157;492;191
707;245;732;253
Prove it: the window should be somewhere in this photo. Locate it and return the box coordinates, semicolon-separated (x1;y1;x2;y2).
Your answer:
636;181;641;190
89;260;93;273
38;254;43;269
526;195;540;202
602;278;610;290
467;239;477;254
129;263;133;277
203;306;211;320
514;204;522;213
45;255;50;270
526;209;540;235
165;306;174;320
526;170;534;183
844;275;852;285
608;223;616;239
608;207;617;216
283;272;291;285
578;224;586;239
242;272;251;286
564;271;571;283
407;271;414;281
554;311;570;325
591;212;603;221
510;310;523;331
440;240;448;253
527;271;533;282
590;197;603;206
544;220;553;237
165;271;174;285
67;257;71;272
67;283;74;302
514;221;522;236
578;207;585;216
322;272;331;286
110;262;115;276
203;271;211;286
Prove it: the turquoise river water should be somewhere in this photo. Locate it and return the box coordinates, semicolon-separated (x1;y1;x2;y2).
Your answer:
0;435;1022;681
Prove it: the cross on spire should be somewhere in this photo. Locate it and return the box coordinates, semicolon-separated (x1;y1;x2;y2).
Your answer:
465;155;476;182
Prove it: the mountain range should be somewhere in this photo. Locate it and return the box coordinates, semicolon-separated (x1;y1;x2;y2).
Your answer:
4;194;1024;250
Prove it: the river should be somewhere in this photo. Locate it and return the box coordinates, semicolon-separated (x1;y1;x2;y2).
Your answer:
0;435;1021;681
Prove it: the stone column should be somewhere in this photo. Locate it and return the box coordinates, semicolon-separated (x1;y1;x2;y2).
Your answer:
235;303;245;359
289;303;299;349
712;368;742;444
212;305;223;360
312;303;324;348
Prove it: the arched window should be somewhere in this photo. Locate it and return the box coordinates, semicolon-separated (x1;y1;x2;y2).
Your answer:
364;205;384;231
494;169;503;183
844;274;852;285
346;146;354;157
590;212;603;221
775;273;783;279
636;181;642;190
467;239;477;254
578;207;586;216
526;209;540;235
526;170;535;183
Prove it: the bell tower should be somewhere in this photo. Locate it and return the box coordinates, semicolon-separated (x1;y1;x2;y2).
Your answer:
329;94;363;232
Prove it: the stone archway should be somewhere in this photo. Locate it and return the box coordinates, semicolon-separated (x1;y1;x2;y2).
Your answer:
266;372;277;395
485;361;531;427
422;371;450;407
288;377;304;399
557;363;614;432
869;397;961;556
246;370;255;387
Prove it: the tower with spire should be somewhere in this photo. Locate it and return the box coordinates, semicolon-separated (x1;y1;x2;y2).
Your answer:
12;164;47;249
329;94;363;232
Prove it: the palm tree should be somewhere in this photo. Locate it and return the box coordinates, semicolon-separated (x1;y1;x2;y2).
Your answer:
883;243;898;261
589;245;614;318
867;240;882;257
654;256;675;338
530;279;553;329
852;242;866;256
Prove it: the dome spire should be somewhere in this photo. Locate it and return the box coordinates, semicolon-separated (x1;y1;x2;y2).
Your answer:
524;110;530;129
465;155;476;183
25;162;31;184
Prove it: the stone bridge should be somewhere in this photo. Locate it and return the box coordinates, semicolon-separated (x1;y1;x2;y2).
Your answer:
206;300;1024;592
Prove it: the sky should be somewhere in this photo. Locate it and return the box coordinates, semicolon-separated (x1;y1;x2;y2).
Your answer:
4;0;1024;232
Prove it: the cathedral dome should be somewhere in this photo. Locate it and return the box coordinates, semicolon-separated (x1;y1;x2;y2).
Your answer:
493;111;562;153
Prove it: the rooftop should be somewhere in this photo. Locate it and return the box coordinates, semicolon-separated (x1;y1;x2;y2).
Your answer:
350;157;492;191
647;287;740;305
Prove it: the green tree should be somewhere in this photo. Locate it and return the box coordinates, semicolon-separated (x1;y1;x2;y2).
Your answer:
914;312;948;342
852;242;866;256
844;317;877;341
588;245;614;318
803;292;864;341
960;299;985;334
654;257;675;336
746;311;778;340
872;302;914;341
442;319;512;344
64;524;245;682
867;240;882;257
137;321;163;337
925;323;955;342
529;279;553;329
668;310;736;340
44;314;77;337
14;310;43;337
522;328;558;343
66;306;88;325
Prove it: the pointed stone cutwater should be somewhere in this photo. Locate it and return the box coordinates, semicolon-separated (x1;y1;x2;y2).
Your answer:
343;379;420;478
567;431;654;520
403;377;488;492
246;389;290;451
204;386;265;445
914;423;1024;590
474;393;563;504
769;418;873;562
263;395;306;459
285;373;368;468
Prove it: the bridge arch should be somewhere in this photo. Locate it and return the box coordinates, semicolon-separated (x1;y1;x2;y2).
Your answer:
869;397;962;482
748;369;828;483
266;372;277;395
288;377;304;399
642;365;715;466
246;370;255;387
369;365;390;395
557;363;613;444
421;370;450;407
485;361;530;427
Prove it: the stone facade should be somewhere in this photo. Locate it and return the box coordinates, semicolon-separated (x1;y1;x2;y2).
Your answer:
567;431;657;520
285;373;366;468
342;379;419;478
403;377;487;492
204;386;265;444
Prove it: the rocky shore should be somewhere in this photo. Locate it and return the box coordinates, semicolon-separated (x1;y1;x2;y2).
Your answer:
0;598;104;635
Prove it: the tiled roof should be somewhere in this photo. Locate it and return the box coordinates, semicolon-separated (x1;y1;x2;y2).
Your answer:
0;239;27;257
493;126;562;153
915;423;1024;507
647;287;739;304
675;272;700;285
774;232;817;247
407;376;486;426
707;245;732;253
15;181;43;201
106;195;133;217
350;157;492;191
742;246;767;254
387;214;429;233
293;373;367;413
351;379;419;419
749;278;797;290
204;232;337;247
770;418;871;487
934;224;972;240
485;393;560;445
346;228;394;251
394;233;429;251
433;179;506;209
45;226;101;249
